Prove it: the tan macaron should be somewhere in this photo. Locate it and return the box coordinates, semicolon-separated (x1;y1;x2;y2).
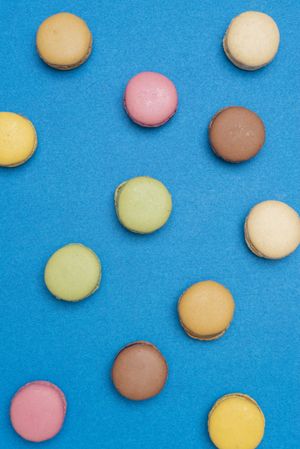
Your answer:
36;12;92;70
178;281;235;340
223;11;280;70
208;393;265;449
0;112;37;167
245;200;300;259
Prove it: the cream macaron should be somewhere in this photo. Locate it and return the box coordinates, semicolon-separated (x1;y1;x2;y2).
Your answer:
44;243;101;302
0;112;37;167
114;176;172;234
223;11;280;70
178;280;235;340
208;394;265;449
36;12;92;70
245;200;300;259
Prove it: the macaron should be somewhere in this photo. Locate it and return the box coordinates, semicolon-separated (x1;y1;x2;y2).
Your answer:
245;200;300;259
44;243;101;301
209;107;265;163
114;176;172;234
10;381;66;442
0;112;37;167
178;280;235;340
124;71;178;127
112;341;168;400
36;12;92;70
208;393;265;449
223;11;280;70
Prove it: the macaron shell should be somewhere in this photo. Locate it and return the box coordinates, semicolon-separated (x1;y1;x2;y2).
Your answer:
0;112;37;167
224;11;280;70
178;281;235;340
124;72;178;127
208;393;265;449
209;107;265;163
10;381;66;442
44;243;101;301
245;200;300;259
115;176;172;234
112;341;168;400
36;12;92;69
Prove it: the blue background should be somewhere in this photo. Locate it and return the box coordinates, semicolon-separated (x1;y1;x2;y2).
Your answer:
0;0;299;447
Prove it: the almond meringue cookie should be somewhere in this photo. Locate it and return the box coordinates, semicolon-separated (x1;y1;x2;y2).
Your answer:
0;112;37;167
178;280;235;340
36;12;92;70
114;176;172;234
44;243;101;301
245;200;300;259
208;394;265;449
223;11;280;70
112;341;168;401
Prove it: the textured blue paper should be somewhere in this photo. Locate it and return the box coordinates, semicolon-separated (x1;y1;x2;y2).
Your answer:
0;0;299;448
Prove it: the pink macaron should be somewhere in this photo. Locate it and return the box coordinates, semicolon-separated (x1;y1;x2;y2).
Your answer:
124;71;178;127
10;381;67;442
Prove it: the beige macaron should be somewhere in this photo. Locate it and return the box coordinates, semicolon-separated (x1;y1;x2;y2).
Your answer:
245;200;300;259
223;11;280;70
178;280;235;340
0;112;37;167
208;393;265;449
36;12;92;70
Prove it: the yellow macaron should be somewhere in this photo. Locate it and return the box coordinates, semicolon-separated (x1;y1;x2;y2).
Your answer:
208;393;265;449
0;112;37;167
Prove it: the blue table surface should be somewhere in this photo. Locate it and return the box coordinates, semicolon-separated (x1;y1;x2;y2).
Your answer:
0;0;299;448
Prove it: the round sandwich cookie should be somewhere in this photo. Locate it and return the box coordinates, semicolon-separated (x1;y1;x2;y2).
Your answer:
209;107;265;163
112;341;168;401
44;243;101;302
178;280;235;340
124;71;178;127
0;112;37;167
245;200;300;259
208;393;265;449
10;381;67;443
114;176;172;234
36;12;92;70
223;11;280;70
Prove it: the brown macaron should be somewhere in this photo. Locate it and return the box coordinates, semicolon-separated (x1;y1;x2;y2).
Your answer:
209;106;265;163
112;341;168;401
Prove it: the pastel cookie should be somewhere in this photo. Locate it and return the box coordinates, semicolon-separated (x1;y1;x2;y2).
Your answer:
0;112;37;167
245;200;300;259
112;341;168;400
124;72;178;127
44;243;101;301
10;381;66;442
208;394;265;449
223;11;280;70
209;107;265;163
115;176;172;234
36;12;92;70
178;280;235;340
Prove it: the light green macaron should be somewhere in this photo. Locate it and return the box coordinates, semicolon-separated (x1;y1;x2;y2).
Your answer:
114;176;172;234
44;243;101;302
